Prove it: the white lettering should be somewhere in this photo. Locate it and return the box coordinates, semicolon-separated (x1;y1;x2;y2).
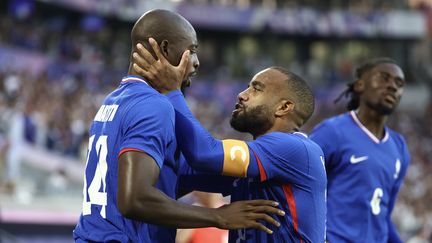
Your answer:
94;105;119;122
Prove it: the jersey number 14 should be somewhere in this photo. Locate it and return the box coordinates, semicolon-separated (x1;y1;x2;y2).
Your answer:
82;135;108;218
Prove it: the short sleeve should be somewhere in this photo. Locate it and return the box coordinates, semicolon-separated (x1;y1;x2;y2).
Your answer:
386;133;411;242
247;133;314;185
119;96;175;169
399;134;411;168
310;121;339;170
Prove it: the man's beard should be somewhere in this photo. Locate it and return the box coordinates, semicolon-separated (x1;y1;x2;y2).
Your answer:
366;100;395;116
230;104;274;137
180;79;190;95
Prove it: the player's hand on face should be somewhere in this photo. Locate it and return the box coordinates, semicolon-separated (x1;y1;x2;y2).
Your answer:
216;200;285;234
133;38;190;94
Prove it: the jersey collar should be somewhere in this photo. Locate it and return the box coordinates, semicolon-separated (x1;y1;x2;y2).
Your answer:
349;110;389;144
121;75;149;86
293;132;308;138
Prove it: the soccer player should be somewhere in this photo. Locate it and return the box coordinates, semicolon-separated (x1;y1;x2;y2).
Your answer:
132;41;327;243
310;58;410;242
73;9;284;243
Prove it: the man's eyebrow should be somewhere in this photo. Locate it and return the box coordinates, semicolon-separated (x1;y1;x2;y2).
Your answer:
378;71;405;81
250;80;265;88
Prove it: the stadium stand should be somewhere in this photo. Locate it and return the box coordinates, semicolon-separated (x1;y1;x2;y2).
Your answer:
0;0;431;242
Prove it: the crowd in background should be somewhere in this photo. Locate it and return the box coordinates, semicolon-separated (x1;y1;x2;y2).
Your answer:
1;0;432;242
185;0;408;10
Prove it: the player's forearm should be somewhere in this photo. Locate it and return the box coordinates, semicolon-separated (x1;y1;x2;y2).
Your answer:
166;91;260;179
120;185;224;228
118;151;228;229
167;91;224;173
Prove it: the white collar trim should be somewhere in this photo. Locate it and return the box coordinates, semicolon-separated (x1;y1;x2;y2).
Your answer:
350;111;389;144
121;76;148;86
293;132;308;138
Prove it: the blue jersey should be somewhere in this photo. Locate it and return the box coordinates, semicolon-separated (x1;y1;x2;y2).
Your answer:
168;91;327;243
310;111;410;243
229;132;327;243
73;76;179;243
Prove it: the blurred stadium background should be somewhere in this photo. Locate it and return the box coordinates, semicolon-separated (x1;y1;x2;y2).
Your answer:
0;0;431;242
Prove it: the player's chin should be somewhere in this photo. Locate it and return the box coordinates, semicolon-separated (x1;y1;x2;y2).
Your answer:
377;103;396;115
180;79;191;92
383;98;400;110
185;71;197;86
231;108;244;118
182;78;191;88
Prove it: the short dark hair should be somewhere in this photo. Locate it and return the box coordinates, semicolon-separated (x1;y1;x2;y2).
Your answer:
271;66;315;124
130;10;194;59
335;57;398;110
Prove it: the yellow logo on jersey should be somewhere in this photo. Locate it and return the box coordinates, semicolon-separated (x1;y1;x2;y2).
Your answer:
222;139;250;177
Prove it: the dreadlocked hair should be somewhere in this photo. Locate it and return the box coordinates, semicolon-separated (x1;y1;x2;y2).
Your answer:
334;57;398;111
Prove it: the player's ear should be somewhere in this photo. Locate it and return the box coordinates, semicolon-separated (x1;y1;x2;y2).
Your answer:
275;99;294;117
160;39;169;58
354;79;365;93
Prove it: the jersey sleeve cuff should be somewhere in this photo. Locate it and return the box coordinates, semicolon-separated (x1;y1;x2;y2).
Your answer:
248;144;268;182
118;146;164;169
252;150;267;182
118;148;143;156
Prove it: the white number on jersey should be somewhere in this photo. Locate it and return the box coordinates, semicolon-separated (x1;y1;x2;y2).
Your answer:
236;228;246;243
394;159;401;179
82;135;109;218
370;187;383;215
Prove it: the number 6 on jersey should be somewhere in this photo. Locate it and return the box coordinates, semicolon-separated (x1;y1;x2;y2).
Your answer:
82;135;109;218
370;187;383;215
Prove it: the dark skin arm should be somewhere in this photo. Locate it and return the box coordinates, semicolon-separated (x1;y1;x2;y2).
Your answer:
117;151;284;232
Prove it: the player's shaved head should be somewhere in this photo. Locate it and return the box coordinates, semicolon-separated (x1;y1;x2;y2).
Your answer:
128;9;200;89
230;67;314;138
270;67;315;125
131;9;194;48
130;9;197;66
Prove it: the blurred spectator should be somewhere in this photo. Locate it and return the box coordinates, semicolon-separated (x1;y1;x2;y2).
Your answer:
176;192;229;243
0;1;431;241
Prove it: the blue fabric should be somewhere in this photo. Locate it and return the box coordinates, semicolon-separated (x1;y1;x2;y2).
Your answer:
168;91;327;243
310;112;410;243
73;76;178;243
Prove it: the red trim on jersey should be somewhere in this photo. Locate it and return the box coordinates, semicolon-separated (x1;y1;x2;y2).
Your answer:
252;150;267;182
118;148;144;157
283;185;303;243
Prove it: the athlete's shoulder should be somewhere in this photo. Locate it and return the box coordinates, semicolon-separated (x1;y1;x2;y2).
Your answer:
114;81;175;127
386;127;409;156
257;131;303;145
310;112;354;142
386;127;407;143
254;132;313;155
116;80;173;111
129;95;174;127
316;112;352;130
250;132;324;180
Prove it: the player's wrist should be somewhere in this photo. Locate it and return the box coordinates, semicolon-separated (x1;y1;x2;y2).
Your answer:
213;208;228;229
